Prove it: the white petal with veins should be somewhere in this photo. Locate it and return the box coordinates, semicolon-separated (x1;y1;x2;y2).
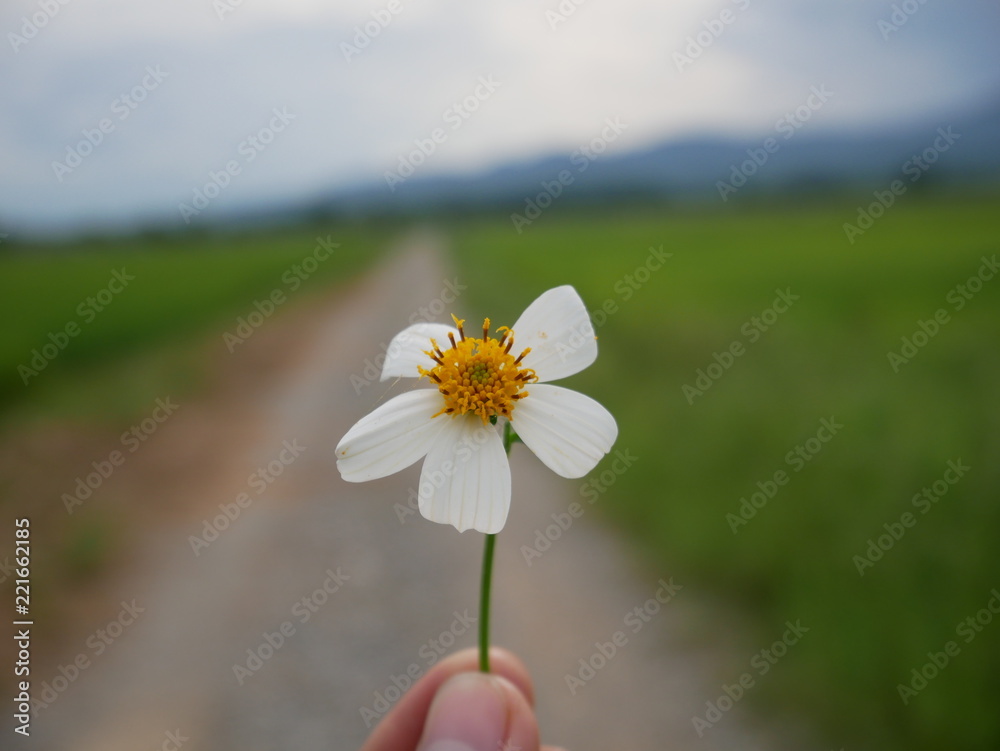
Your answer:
380;322;459;381
511;384;618;478
511;285;597;383
336;390;447;481
418;414;511;534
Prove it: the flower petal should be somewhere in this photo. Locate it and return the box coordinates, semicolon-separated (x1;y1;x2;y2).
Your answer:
336;390;447;481
418;414;511;534
510;285;596;383
511;384;618;478
380;323;460;381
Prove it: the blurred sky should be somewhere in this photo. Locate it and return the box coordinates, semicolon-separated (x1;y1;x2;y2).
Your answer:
1;0;998;235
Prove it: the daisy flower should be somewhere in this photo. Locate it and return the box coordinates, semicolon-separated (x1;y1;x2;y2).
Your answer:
336;285;618;534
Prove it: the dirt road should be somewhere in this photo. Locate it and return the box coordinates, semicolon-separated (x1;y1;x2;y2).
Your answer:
20;232;791;750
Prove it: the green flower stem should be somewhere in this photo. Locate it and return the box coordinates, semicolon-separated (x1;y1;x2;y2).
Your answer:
478;532;496;672
479;421;518;673
502;420;518;453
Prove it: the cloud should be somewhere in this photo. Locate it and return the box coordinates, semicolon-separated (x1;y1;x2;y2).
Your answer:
1;0;998;234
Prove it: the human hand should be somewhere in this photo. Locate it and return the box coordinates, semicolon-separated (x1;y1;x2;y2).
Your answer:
360;647;565;751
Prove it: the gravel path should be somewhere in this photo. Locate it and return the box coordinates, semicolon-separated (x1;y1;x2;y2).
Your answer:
21;232;791;751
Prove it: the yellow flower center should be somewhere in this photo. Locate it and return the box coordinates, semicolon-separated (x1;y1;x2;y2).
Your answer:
419;315;538;424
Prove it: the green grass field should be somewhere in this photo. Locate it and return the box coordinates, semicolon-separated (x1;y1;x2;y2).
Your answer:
3;194;998;749
0;223;389;422
449;194;1000;751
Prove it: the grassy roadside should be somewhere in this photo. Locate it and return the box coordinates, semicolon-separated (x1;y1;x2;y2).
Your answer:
0;221;391;699
0;222;389;423
448;193;1000;751
1;196;996;748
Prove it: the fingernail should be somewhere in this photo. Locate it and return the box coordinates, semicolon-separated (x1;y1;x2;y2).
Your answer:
418;672;509;751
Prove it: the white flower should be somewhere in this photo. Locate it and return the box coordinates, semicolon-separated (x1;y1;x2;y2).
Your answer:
336;285;618;534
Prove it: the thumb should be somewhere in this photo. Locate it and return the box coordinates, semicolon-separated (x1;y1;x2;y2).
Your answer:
416;671;539;751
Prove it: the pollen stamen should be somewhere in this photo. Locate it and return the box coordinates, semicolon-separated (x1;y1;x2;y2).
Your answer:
419;317;538;423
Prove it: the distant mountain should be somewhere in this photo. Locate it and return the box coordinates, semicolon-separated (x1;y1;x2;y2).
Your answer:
322;96;1000;214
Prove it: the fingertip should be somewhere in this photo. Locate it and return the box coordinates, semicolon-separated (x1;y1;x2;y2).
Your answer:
431;646;535;707
492;674;541;751
417;672;539;751
360;647;539;751
486;646;536;706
